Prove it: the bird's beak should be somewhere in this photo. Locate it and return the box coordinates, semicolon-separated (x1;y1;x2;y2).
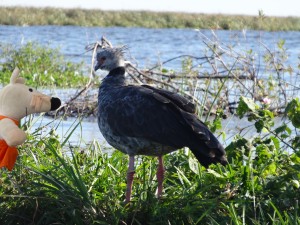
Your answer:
94;62;101;71
94;57;105;71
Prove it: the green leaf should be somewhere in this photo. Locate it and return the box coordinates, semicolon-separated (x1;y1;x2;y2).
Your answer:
207;169;224;178
285;98;300;128
225;136;249;161
291;180;300;189
262;162;277;177
255;120;264;132
274;124;290;135
270;136;280;150
237;96;258;118
292;136;300;149
291;113;300;128
277;39;285;49
161;68;168;73
188;155;199;175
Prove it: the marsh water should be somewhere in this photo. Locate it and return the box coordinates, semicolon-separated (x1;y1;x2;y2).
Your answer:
1;25;300;146
1;25;300;69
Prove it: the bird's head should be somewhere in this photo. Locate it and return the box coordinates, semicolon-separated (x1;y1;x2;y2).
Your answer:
94;46;127;72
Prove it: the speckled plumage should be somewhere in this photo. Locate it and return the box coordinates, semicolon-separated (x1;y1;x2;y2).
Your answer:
95;46;227;202
97;66;227;167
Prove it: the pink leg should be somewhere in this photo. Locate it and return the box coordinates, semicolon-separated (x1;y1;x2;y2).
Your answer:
125;155;135;203
156;156;165;198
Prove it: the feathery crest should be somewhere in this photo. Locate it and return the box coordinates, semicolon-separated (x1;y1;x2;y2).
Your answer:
96;45;127;60
85;36;114;52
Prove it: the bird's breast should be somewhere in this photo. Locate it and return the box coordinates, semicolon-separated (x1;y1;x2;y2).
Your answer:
97;102;176;156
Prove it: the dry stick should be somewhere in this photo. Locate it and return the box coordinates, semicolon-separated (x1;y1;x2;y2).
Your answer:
130;62;215;96
144;70;251;80
146;52;252;80
200;30;257;74
205;58;239;121
125;62;144;84
127;71;144;84
126;63;208;110
148;54;211;71
203;41;254;97
198;55;216;117
58;42;100;113
259;41;287;105
199;30;252;65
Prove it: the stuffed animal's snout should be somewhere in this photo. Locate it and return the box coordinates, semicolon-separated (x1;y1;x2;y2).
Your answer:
51;97;61;110
30;94;61;112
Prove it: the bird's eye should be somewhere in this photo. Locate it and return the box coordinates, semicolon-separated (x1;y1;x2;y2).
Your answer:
101;57;106;61
29;88;33;92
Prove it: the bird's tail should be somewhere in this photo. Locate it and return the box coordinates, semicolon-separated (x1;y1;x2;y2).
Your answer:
180;110;228;168
189;131;228;168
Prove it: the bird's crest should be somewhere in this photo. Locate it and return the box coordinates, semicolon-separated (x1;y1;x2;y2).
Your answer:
96;45;128;60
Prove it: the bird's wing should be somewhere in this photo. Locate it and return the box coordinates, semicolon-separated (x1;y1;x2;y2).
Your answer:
105;85;209;148
141;84;211;141
141;84;196;114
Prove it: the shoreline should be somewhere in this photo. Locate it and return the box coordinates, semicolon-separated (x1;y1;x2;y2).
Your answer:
1;6;300;31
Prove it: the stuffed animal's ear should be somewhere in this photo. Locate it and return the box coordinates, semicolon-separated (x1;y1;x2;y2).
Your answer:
15;77;26;84
10;67;25;84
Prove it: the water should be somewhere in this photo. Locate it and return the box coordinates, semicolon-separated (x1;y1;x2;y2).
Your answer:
25;115;106;147
1;26;300;146
1;26;300;70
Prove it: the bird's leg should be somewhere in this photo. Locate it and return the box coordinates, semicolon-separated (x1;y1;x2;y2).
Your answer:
125;155;135;203
156;155;165;199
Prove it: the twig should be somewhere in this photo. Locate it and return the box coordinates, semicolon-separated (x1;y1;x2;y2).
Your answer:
259;41;287;105
148;54;212;71
202;40;254;97
126;63;208;109
57;42;101;113
143;69;252;80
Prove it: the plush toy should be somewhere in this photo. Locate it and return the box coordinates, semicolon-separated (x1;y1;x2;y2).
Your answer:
0;68;61;171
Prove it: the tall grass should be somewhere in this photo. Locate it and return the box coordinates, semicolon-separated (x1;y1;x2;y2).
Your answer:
1;7;300;31
0;97;300;224
0;42;89;87
0;29;299;224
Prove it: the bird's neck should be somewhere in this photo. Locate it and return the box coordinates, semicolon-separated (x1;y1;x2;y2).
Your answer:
102;67;126;87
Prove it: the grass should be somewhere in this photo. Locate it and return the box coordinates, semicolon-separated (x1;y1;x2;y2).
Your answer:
0;7;300;31
0;104;299;224
0;31;299;224
0;42;90;88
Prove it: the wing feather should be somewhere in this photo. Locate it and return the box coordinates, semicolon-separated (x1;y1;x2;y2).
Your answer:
141;84;196;113
105;85;208;149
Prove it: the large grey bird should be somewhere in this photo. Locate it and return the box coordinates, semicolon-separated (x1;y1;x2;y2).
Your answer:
94;46;227;202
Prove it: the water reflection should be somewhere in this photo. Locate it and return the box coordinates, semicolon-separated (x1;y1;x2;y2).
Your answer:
25;113;285;151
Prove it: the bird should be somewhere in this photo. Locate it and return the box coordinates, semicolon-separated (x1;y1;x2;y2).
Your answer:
94;45;228;203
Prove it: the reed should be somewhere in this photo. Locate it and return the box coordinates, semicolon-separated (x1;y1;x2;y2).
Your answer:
0;30;299;225
0;102;299;224
0;42;89;87
0;7;300;31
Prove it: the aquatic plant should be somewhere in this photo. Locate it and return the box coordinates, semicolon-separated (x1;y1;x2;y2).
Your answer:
1;7;300;31
0;97;299;224
0;42;89;87
0;30;299;225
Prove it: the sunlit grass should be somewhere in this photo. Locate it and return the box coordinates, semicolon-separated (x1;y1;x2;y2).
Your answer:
0;106;299;224
1;7;300;31
0;28;299;224
0;42;89;87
